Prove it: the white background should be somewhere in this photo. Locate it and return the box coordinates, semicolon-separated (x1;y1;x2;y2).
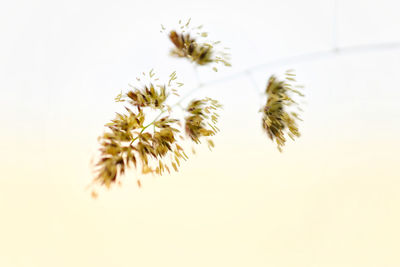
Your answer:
1;0;400;266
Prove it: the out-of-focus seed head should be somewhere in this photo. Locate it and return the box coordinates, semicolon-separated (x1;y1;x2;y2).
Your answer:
164;19;231;70
184;97;222;147
261;70;304;152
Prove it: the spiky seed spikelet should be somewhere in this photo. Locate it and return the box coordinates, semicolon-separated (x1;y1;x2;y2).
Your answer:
184;98;222;145
261;70;304;152
165;19;231;70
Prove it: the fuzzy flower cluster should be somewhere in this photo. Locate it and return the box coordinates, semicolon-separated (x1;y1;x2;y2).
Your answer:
163;19;231;71
124;84;168;109
91;20;306;198
93;71;222;192
261;70;304;152
185;98;221;145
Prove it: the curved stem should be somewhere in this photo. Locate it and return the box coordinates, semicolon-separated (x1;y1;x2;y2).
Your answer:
177;42;400;111
129;41;400;146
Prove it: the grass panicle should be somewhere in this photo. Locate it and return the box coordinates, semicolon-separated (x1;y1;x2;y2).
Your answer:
92;71;222;196
165;19;231;71
261;70;304;152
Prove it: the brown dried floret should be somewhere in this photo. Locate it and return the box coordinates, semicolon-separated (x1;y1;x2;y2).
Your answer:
166;19;231;69
169;30;214;66
95;110;143;187
261;70;304;152
185;98;222;145
125;83;168;109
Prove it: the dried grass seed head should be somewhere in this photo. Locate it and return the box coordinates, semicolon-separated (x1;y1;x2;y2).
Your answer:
185;97;222;144
261;70;304;152
93;71;187;188
165;19;231;70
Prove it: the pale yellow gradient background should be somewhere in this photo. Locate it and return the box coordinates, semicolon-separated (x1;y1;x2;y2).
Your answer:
1;0;400;266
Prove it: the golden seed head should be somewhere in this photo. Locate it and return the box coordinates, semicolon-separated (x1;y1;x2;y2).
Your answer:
261;70;304;152
184;98;222;144
93;71;222;192
166;20;231;68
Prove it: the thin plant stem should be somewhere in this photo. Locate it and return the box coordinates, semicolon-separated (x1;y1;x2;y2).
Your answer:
129;41;400;145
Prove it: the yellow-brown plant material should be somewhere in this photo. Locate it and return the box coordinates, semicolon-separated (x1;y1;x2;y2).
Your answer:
92;70;222;193
185;98;221;145
91;20;307;197
165;19;231;71
261;70;304;152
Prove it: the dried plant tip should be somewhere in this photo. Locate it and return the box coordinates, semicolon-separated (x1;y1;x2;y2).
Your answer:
184;98;222;144
125;83;168;109
166;21;231;68
261;71;304;151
